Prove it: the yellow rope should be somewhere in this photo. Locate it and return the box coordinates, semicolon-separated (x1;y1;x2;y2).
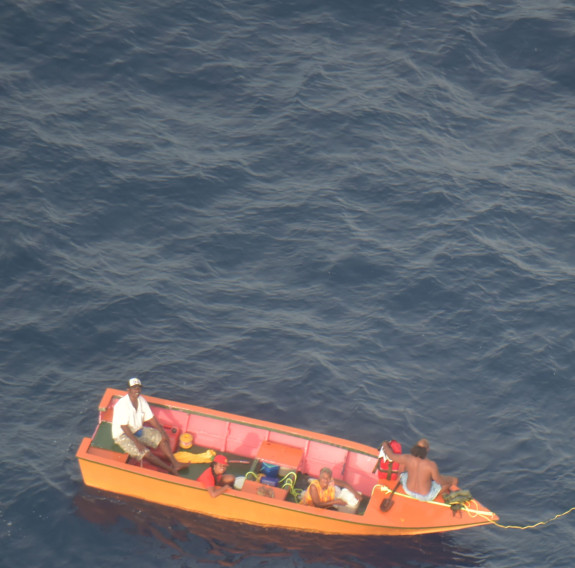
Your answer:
279;471;303;501
246;470;262;482
485;506;575;530
373;484;494;515
372;484;575;529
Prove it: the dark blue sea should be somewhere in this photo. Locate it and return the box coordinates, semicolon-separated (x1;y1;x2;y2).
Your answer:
2;0;575;566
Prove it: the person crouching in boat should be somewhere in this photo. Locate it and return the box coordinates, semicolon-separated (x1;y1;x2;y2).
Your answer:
382;439;458;502
301;467;361;509
112;378;187;475
198;454;235;498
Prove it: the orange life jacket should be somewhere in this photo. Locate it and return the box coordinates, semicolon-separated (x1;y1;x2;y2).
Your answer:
301;478;336;506
377;439;402;481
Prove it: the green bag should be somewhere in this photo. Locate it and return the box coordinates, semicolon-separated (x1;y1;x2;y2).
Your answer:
443;489;473;515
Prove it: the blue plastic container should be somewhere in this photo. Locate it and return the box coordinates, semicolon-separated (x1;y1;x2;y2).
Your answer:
260;476;279;487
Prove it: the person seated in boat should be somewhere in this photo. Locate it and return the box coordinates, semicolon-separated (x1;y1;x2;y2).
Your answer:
382;439;458;502
300;467;362;509
198;454;235;498
111;378;187;475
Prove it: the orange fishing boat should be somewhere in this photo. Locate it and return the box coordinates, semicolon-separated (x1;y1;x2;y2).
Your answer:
76;388;498;536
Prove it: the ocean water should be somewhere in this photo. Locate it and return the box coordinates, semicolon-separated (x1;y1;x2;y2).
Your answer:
1;0;575;566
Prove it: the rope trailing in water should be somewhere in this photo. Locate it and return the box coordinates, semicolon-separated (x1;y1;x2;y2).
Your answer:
485;507;575;530
372;484;575;529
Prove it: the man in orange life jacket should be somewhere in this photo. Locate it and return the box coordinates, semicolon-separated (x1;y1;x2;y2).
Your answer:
300;467;362;508
382;439;458;502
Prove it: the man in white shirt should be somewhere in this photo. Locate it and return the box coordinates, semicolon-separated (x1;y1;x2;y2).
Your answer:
112;377;186;475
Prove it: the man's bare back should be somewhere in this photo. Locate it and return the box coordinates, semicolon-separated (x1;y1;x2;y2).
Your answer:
382;438;457;497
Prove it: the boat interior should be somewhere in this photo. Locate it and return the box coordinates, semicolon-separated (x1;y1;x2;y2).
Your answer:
88;394;377;514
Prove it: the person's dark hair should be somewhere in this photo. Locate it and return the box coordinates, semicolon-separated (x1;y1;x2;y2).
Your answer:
410;444;428;459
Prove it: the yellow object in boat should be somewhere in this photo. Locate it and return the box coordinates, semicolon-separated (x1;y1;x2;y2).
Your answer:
173;449;216;463
179;432;194;449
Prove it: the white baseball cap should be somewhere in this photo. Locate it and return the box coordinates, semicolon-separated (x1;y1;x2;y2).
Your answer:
128;377;142;388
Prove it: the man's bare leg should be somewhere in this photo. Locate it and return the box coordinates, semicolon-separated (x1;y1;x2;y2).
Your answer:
158;439;187;472
143;450;182;474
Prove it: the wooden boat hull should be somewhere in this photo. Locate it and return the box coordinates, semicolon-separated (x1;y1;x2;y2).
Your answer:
76;389;498;536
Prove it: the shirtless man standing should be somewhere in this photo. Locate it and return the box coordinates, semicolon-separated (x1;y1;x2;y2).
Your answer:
382;439;458;502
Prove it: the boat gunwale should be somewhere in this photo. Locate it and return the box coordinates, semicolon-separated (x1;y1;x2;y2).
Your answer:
99;388;378;457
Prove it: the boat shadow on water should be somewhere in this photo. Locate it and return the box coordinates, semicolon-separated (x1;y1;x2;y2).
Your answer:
74;487;483;568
